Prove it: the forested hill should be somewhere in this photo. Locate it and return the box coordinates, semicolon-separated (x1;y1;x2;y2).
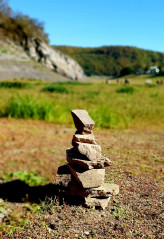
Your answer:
53;45;164;76
0;0;48;43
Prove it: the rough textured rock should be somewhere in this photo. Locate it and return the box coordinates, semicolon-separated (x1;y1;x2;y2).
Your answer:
67;156;112;170
72;133;96;145
84;196;111;210
24;38;84;80
69;166;105;188
101;157;112;167
71;110;95;133
75;142;101;161
0;40;73;81
103;183;119;195
66;148;89;161
67;144;102;162
67;158;94;171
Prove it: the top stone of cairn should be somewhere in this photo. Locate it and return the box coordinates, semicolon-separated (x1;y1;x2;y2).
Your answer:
71;110;95;133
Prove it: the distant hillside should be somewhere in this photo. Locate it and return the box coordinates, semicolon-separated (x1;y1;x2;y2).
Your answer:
54;45;164;76
0;0;49;43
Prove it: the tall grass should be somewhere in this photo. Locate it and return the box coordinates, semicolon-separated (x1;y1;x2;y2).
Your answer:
0;95;55;121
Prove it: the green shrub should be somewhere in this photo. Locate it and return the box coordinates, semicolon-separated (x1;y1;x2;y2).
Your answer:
0;95;55;121
0;81;31;89
116;86;135;94
1;49;8;54
145;84;156;88
42;84;69;93
3;170;48;186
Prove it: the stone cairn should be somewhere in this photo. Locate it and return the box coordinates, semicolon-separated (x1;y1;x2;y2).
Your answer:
58;110;119;210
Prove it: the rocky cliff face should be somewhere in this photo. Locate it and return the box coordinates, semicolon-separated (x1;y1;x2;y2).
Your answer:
23;38;84;80
0;39;67;81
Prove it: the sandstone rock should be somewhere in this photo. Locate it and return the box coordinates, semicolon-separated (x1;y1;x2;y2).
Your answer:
69;166;105;188
66;148;89;161
75;142;101;161
100;157;112;167
67;158;94;171
72;133;96;145
67;156;112;170
57;109;119;210
68;181;118;198
84;196;111;210
103;183;119;195
71;110;95;133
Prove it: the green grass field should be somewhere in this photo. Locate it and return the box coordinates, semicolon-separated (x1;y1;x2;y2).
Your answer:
0;76;163;129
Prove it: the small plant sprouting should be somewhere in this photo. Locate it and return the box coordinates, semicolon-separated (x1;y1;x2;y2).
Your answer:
41;84;69;93
2;170;48;186
116;86;135;94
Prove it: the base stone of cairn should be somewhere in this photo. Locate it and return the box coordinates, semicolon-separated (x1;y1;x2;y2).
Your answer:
57;110;119;210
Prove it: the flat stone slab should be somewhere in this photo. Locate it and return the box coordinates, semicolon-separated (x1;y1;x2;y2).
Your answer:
67;156;112;171
71;110;95;133
87;183;119;197
66;148;89;161
100;157;112;167
66;144;101;161
84;196;111;210
102;183;119;195
69;166;105;188
72;133;96;145
67;158;94;171
68;181;119;197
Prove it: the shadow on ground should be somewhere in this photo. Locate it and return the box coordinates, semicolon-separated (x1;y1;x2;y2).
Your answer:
0;180;84;205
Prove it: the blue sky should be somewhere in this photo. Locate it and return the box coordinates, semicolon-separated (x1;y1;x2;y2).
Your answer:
9;0;164;52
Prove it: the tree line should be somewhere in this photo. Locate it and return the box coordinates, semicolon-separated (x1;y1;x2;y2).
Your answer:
54;45;164;76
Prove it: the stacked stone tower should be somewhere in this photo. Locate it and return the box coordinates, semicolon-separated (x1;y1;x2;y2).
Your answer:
58;110;119;209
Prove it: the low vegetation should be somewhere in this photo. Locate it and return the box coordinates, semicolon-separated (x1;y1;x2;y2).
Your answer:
0;81;31;89
0;95;55;121
116;85;135;94
2;170;48;186
41;84;69;93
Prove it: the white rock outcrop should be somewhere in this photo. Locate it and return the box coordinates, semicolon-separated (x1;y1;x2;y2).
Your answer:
24;38;84;80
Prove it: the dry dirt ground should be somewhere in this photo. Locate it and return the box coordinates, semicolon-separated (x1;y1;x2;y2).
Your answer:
0;119;163;238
